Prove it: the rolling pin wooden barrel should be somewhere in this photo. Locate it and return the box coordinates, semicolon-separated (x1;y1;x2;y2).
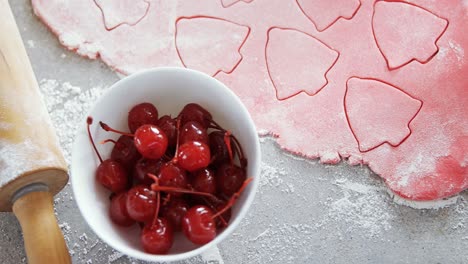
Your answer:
0;1;71;263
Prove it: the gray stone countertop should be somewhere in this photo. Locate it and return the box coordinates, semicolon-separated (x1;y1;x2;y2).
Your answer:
0;1;467;263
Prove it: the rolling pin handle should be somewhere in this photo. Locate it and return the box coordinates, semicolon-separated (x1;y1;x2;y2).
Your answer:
12;183;71;264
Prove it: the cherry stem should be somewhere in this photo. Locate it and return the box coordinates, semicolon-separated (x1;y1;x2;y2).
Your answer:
212;178;253;219
231;135;244;159
99;121;134;137
207;119;246;168
100;139;117;145
147;173;219;200
86;117;103;163
150;175;161;228
231;135;247;168
202;197;228;227
151;186;219;200
209;120;223;130
224;131;234;167
172;118;181;164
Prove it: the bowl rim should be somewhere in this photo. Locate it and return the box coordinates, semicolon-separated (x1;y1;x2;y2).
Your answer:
71;67;261;262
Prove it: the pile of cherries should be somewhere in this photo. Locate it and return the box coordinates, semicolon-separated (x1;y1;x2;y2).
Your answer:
87;102;250;254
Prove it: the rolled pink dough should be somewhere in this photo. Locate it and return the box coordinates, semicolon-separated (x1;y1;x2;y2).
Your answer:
32;0;468;200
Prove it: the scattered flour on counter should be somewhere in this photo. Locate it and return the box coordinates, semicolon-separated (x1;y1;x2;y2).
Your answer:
107;251;124;263
59;222;72;235
260;162;287;189
444;196;468;235
334;178;386;194
318;178;395;238
39;79;106;163
236;222;318;263
79;233;89;244
324;178;466;237
281;182;295;194
27;40;35;48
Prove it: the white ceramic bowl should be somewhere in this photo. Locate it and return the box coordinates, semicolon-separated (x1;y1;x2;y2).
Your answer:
71;67;261;262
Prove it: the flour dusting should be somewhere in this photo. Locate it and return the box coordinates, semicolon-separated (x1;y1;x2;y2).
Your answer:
335;178;386;194
320;178;394;237
395;151;437;188
437;46;449;59
449;40;465;62
107;251;124;263
0;139;59;186
39;79;106;162
27;40;35;48
260;161;287;190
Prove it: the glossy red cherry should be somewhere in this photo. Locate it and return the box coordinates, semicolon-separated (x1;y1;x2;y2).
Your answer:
92;102;252;254
126;185;157;222
134;124;168;159
87;117;129;192
192;168;217;194
141;218;174;254
182;205;216;245
96;160;128;193
161;198;189;231
156;115;177;148
111;135;141;170
216;163;247;196
133;158;164;185
179;103;212;128
177;141;210;172
109;192;134;227
158;163;188;190
180;121;208;145
128;102;158;133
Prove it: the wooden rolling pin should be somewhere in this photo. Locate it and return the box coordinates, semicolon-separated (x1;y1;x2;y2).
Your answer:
0;1;70;263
